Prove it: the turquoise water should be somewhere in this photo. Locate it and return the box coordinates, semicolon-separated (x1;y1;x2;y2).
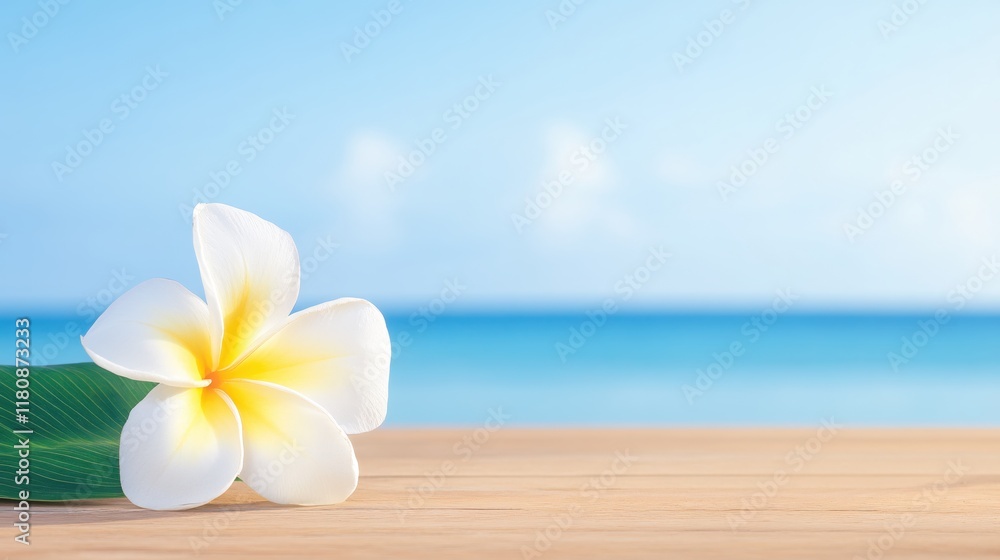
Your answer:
4;312;999;426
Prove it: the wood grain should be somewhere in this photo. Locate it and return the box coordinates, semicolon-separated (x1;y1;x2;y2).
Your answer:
5;428;1000;559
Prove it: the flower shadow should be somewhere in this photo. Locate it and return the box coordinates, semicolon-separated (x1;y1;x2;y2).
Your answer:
15;483;292;526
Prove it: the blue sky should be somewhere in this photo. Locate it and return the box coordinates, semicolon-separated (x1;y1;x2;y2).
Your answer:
3;0;1000;312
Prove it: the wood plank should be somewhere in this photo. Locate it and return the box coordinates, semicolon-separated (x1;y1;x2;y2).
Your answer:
6;429;1000;559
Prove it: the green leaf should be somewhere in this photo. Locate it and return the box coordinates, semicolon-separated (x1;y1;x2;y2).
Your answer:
0;363;153;501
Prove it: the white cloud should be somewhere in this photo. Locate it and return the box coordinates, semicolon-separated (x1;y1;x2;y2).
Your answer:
342;129;401;185
530;122;640;245
541;123;617;192
942;183;1000;256
334;130;404;248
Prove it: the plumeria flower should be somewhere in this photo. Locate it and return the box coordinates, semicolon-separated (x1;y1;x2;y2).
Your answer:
80;203;390;510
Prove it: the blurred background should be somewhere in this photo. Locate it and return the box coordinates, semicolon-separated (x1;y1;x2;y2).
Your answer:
3;1;999;426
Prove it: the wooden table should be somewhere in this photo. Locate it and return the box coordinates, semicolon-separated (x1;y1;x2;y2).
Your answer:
7;428;1000;559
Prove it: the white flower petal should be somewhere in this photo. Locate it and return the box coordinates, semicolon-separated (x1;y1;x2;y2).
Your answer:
81;279;211;388
222;379;358;505
222;298;390;434
119;385;243;511
193;203;300;370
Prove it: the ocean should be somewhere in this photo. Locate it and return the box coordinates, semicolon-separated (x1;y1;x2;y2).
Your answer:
4;311;999;426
